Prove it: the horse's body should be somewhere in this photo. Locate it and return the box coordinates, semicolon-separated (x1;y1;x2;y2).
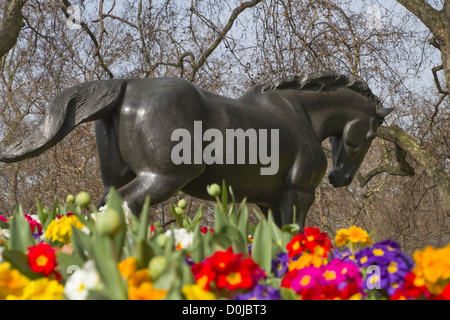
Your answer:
0;72;393;230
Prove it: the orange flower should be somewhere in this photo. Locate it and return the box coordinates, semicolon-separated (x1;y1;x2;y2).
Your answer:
118;257;167;300
335;226;371;247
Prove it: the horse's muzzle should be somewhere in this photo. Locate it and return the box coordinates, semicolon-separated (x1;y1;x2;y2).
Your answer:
328;170;353;188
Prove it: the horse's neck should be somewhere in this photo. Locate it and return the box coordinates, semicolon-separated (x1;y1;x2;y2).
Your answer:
296;89;363;141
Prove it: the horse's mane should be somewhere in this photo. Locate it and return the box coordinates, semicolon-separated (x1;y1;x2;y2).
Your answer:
263;71;380;109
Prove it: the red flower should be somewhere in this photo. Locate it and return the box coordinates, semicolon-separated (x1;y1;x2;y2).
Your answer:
390;272;431;300
192;247;265;292
286;227;332;258
0;215;7;223
192;262;216;290
435;283;450;300
27;243;58;276
209;248;242;273
200;226;214;234
24;215;42;235
56;212;74;220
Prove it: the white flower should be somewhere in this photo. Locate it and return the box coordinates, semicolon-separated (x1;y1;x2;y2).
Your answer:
165;228;194;249
30;214;41;224
0;228;10;240
96;201;133;225
64;260;102;300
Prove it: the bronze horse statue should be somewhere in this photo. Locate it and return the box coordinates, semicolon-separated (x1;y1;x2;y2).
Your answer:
0;71;393;230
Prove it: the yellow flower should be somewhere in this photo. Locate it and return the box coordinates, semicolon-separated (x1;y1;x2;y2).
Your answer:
335;226;371;247
412;245;450;295
118;257;138;280
335;229;350;247
7;278;64;300
288;252;326;271
182;284;216;300
44;215;85;244
118;257;167;300
347;226;371;244
0;262;29;300
128;281;167;300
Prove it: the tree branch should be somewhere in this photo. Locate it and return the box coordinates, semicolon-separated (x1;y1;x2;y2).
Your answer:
377;124;450;214
189;0;262;81
396;0;444;34
60;0;114;79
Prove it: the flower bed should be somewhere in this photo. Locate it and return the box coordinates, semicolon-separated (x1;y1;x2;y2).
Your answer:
0;183;449;300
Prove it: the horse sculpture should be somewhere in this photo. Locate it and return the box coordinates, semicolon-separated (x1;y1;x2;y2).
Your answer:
0;71;393;231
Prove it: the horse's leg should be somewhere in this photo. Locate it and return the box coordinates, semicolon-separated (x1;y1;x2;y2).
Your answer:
117;168;204;216
259;205;283;228
279;188;315;233
95;119;136;208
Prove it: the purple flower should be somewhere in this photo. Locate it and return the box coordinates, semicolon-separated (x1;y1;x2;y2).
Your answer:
271;252;289;278
185;256;194;266
355;240;414;296
234;285;280;300
332;248;357;263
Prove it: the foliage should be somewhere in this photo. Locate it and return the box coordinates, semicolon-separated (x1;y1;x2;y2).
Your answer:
0;183;448;300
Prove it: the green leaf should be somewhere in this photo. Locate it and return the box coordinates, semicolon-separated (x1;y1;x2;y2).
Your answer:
92;233;128;300
0;219;8;229
135;238;155;270
280;287;300;300
43;196;59;231
214;205;230;233
9;205;35;252
105;188;127;260
71;227;91;261
267;211;282;248
1;249;42;280
237;199;249;236
281;223;300;235
56;252;85;282
251;206;264;222
210;232;232;251
86;290;110;300
190;224;205;263
221;180;228;214
35;199;47;229
138;196;151;240
71;206;94;233
170;203;184;228
187;204;204;233
251;219;272;273
228;185;237;216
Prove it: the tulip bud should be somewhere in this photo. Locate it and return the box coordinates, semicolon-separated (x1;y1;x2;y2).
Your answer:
174;207;184;215
95;208;121;236
207;184;221;197
149;256;168;280
75;191;91;208
178;199;187;210
66;194;75;204
156;233;168;247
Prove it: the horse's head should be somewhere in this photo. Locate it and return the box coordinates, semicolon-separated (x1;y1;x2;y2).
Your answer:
328;107;394;188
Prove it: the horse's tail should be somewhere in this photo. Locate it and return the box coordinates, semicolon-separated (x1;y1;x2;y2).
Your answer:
0;79;127;163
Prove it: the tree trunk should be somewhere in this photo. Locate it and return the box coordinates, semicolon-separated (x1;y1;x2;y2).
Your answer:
378;125;450;215
0;0;28;59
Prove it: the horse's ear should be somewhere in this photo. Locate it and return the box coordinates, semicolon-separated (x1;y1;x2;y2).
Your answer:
377;107;394;118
